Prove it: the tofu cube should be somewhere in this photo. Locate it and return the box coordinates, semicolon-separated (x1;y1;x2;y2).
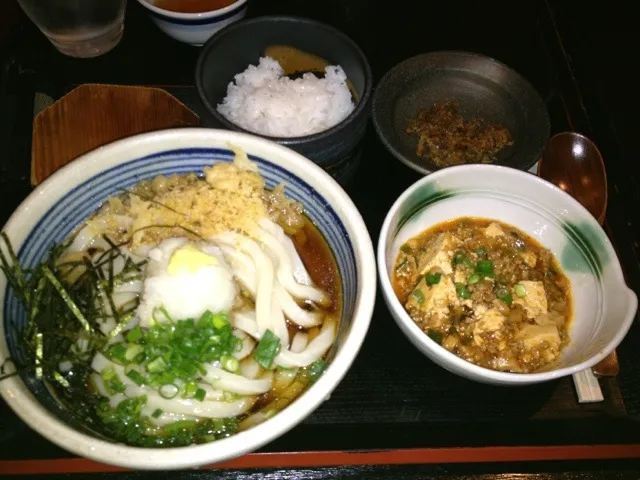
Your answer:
485;222;505;237
406;275;459;326
416;232;460;275
517;323;561;350
453;266;467;284
514;281;548;318
473;307;506;345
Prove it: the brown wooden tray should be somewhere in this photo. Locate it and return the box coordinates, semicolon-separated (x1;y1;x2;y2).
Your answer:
31;84;199;185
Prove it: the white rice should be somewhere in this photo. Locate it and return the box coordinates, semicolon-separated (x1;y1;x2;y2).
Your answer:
216;56;355;138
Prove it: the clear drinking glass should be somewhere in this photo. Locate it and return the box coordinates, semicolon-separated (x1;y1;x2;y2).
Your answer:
17;0;128;58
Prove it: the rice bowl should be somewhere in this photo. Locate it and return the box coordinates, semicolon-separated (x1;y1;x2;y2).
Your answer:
217;57;355;138
195;16;373;183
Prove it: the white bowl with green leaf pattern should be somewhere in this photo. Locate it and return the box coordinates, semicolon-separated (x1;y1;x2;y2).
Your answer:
378;164;638;385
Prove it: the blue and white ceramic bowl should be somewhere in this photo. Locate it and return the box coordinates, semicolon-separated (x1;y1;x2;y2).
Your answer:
378;164;638;386
0;128;376;469
136;0;248;46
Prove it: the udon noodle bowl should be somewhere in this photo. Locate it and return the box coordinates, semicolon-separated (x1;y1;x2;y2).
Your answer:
0;148;341;447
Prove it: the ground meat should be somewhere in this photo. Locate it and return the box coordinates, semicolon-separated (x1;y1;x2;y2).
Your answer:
470;281;494;303
406;101;513;167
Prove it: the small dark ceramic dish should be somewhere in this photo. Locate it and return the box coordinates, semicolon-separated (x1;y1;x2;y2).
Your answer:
195;16;373;184
372;51;550;175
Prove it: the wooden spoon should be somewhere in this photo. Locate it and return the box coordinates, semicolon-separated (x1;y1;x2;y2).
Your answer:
538;132;617;402
539;131;608;224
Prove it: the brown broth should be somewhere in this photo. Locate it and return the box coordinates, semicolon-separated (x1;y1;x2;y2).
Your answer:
292;218;342;316
152;0;236;13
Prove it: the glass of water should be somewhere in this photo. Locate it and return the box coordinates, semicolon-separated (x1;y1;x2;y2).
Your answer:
17;0;128;58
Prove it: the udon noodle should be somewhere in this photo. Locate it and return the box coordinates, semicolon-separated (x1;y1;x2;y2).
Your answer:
0;147;341;447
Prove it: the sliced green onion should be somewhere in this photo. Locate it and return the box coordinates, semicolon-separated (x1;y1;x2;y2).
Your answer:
124;363;140;374
147;357;168;373
514;284;527;297
467;273;481;285
194;388;206;402
221;355;239;373
254;329;281;369
126;326;143;343
150;371;174;388
151;408;163;419
182;361;201;378
102;366;125;394
179;336;198;354
163;420;197;434
455;283;471;300
411;289;425;304
197;310;214;328
85;307;241;396
495;286;513;305
212;312;229;330
308;359;327;383
182;381;197;398
427;329;443;345
476;259;494;276
425;272;441;285
159;383;179;399
109;379;126;393
108;343;127;364
126;369;145;386
101;365;117;381
125;344;144;361
453;251;475;269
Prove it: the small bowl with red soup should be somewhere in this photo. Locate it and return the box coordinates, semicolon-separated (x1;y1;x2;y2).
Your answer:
136;0;249;46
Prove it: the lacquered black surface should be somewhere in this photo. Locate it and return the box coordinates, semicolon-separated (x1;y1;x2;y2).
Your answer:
4;460;640;479
544;0;640;417
1;0;639;476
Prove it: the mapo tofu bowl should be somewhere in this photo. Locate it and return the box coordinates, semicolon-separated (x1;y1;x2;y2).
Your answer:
0;128;376;469
378;164;637;385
